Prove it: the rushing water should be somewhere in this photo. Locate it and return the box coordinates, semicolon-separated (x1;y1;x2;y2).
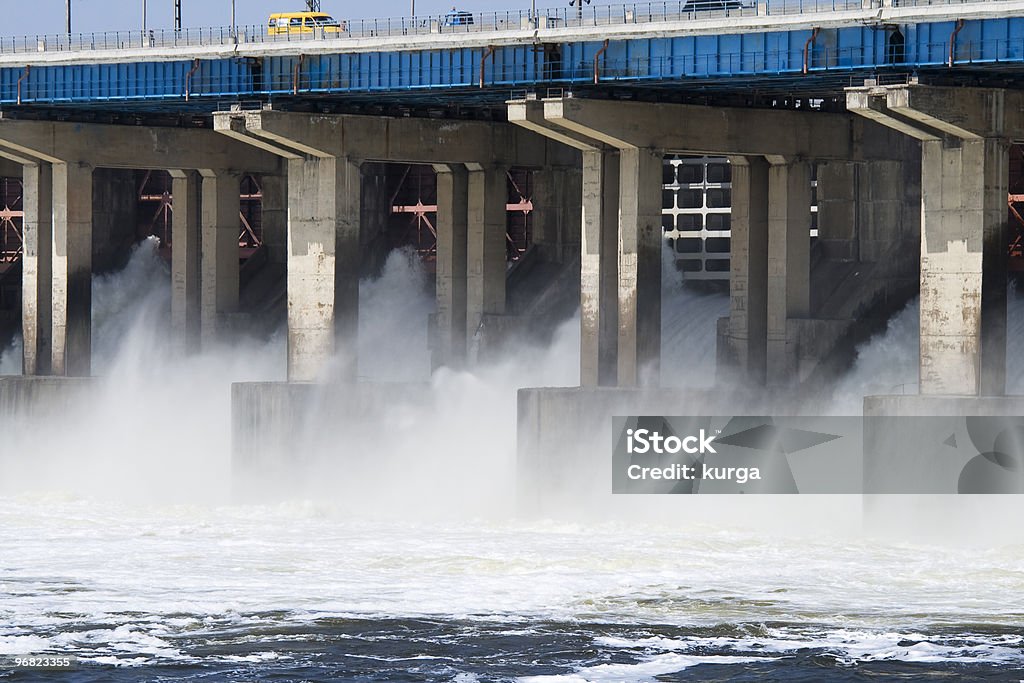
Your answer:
0;242;1022;681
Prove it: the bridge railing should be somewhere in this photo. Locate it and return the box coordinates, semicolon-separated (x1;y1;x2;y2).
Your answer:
0;0;1007;55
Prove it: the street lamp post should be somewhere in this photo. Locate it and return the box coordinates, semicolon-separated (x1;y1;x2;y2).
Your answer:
231;0;237;42
65;0;71;35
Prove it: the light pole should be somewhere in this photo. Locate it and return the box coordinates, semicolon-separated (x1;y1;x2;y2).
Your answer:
231;0;237;41
65;0;71;35
143;0;147;32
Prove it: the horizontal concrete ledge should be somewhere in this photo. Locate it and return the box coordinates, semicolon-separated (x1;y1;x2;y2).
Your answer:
864;394;1024;416
0;376;97;418
4;1;1022;66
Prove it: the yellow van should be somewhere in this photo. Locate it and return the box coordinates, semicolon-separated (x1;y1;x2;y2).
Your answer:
267;12;345;35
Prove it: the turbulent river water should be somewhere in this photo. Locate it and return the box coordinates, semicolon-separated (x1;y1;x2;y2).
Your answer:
0;241;1022;681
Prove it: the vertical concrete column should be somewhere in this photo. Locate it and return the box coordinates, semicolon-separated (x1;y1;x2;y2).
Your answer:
286;156;361;382
433;164;469;370
170;170;201;355
920;138;1009;395
580;149;619;387
51;161;93;377
725;156;769;385
766;158;811;386
199;169;241;347
21;162;52;376
259;174;288;265
466;164;507;361
617;147;663;387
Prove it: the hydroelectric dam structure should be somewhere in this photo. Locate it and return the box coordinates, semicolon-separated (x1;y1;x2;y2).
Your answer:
1;0;1024;504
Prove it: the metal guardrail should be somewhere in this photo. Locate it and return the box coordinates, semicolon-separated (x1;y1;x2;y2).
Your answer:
0;0;1013;56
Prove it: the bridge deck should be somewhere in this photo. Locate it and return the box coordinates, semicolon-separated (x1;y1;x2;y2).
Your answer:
0;0;1022;113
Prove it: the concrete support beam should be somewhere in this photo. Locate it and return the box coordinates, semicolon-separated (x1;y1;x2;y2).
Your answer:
919;138;1008;396
766;159;811;387
537;97;906;161
724;156;769;386
198;169;241;347
466;164;508;362
21;163;51;376
847;84;1013;396
580;149;619;387
617;147;663;387
434;164;469;370
51;162;93;377
286;156;361;382
170;170;201;355
0;117;280;173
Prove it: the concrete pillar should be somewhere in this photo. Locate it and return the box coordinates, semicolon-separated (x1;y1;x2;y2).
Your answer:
725;156;769;385
766;158;811;387
21;163;51;376
466;164;507;361
816;160;858;260
51;162;93;377
286;156;361;382
259;174;288;265
199;169;240;347
920;138;1009;396
580;149;619;387
170;170;201;355
617;147;663;387
434;164;468;370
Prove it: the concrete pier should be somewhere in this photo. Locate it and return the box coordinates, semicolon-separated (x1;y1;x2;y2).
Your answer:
766;158;812;386
287;156;362;382
723;156;768;386
199;170;242;348
51;162;93;377
434;164;469;369
580;149;619;387
466;164;508;362
170;170;201;355
20;163;51;376
509;96;907;389
847;84;1022;398
0;117;280;374
214;108;573;378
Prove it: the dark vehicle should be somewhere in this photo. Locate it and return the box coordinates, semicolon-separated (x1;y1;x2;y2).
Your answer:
444;8;474;25
682;0;744;10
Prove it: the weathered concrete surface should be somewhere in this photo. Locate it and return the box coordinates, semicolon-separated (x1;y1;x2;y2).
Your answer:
216;109;574;168
231;380;433;497
529;165;582;264
617;147;663;386
286;156;361;382
538;97;907;161
170;170;201;355
766;159;811;387
466;165;508;363
722;156;768;386
0;376;95;419
580;149;619;387
51;162;93;377
847;84;1012;397
199;169;242;348
0;116;280;173
21;163;51;376
433;164;469;370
